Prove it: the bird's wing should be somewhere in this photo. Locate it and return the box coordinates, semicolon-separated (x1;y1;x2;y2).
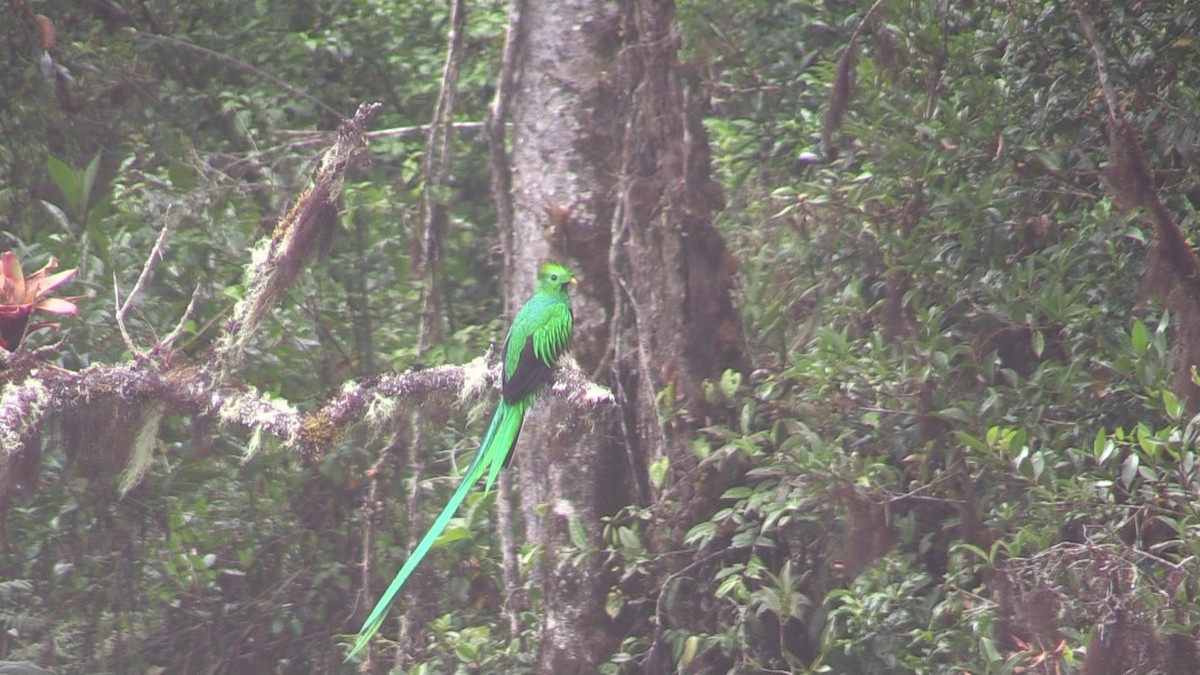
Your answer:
502;302;572;404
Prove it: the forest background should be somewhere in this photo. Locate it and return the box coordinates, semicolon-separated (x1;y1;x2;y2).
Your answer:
3;1;1200;673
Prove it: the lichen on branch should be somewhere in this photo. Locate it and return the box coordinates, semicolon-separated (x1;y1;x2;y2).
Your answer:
211;102;382;374
0;351;611;468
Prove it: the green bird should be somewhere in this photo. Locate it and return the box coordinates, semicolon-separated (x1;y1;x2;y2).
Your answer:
347;262;577;659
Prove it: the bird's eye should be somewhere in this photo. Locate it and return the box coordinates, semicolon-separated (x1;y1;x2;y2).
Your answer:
550;274;559;281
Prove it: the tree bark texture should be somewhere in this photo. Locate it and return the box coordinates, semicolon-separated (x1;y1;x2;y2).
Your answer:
505;0;746;671
609;0;747;519
507;1;623;671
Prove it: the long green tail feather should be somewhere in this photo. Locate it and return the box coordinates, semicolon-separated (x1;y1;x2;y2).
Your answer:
481;400;525;494
345;401;526;660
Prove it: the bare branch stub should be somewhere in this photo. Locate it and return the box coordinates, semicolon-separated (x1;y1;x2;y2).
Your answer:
212;102;383;374
116;207;179;353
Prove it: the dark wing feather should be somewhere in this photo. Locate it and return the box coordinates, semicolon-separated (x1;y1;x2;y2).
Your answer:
502;334;553;404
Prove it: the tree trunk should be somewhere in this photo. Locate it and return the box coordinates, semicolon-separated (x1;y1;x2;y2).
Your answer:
506;1;623;671
504;0;747;671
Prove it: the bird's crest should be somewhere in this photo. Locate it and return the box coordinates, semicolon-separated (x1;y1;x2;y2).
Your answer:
537;262;576;291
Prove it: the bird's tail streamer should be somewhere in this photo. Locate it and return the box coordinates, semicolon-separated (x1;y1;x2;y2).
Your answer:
345;401;526;660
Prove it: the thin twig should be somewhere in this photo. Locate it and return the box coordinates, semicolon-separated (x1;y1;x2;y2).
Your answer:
487;0;524;268
157;282;203;353
115;209;178;352
415;0;467;349
846;0;888;56
353;429;404;651
271;122;488;145
1070;0;1120;122
113;273;134;352
643;549;727;669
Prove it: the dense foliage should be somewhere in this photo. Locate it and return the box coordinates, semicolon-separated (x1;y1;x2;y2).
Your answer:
3;0;1200;673
666;1;1200;672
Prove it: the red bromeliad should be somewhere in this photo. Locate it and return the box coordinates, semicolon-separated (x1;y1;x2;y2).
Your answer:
0;251;80;351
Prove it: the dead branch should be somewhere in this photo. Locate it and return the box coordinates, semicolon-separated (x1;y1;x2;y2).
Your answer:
487;0;525;266
211;102;381;375
268;122;488;149
821;0;887;158
115;206;178;352
158;282;203;353
415;0;468;349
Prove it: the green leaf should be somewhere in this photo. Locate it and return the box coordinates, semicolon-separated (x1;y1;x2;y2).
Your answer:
951;542;992;565
1131;319;1149;356
617;527;642;552
454;640;477;661
722;486;752;500
605;589;624;620
954;430;989;452
168;160;199;190
40;200;72;232
979;636;1001;663
739;401;755;434
684;521;716;547
433;525;471;547
568;514;589;550
1095;429;1117;466
1007;428;1028;456
679;635;700;669
1163;389;1182;422
649;455;669;489
46;154;79;210
714;574;744;598
80;150;102;215
1029;450;1044;481
934;407;970;423
1120;453;1140;489
720;369;742;398
1033;148;1061;172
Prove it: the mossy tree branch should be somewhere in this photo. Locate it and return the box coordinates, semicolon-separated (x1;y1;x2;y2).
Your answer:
0;352;611;465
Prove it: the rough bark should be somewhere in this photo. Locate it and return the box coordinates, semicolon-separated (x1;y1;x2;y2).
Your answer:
506;0;624;671
503;0;747;671
610;0;747;514
608;4;749;668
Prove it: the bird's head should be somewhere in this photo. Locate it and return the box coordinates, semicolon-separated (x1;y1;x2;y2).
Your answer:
537;262;577;293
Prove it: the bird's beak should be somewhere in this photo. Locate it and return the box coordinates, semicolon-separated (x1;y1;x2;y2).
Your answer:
569;277;578;286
